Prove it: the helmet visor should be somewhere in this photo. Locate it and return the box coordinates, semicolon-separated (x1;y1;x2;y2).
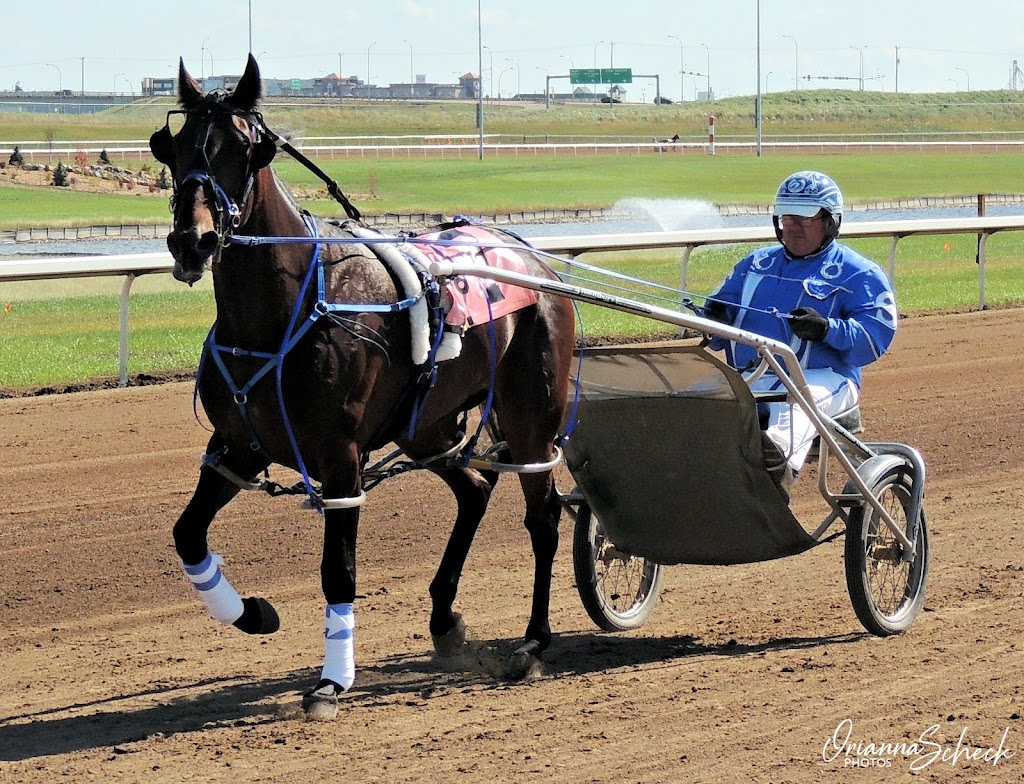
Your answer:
773;201;823;218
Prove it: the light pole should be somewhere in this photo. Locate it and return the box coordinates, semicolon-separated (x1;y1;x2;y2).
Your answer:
498;65;513;100
114;73;124;95
783;34;798;90
504;57;519;99
477;0;483;159
755;2;761;157
668;34;684;102
850;46;865;90
593;40;604;69
483;45;493;100
559;54;574;72
366;41;376;97
765;71;772;94
536;66;549;107
248;0;253;53
203;37;214;80
700;43;711;98
955;67;970;92
46;63;62;93
404;39;414;92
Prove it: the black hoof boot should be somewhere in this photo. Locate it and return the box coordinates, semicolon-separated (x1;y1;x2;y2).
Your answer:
233;597;280;635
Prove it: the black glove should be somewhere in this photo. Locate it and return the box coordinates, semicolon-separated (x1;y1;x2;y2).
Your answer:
702;298;730;324
789;307;829;341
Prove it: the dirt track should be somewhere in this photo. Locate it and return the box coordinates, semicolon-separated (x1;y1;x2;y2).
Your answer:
1;309;1022;783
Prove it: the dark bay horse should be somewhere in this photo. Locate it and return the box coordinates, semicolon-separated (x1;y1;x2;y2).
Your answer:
150;55;575;720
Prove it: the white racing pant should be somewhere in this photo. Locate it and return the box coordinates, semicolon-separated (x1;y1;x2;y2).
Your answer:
752;368;858;474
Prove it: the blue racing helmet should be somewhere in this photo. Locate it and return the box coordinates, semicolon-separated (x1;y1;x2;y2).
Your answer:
773;170;844;220
772;171;843;255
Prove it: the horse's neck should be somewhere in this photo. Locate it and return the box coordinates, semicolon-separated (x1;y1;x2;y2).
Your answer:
212;169;315;348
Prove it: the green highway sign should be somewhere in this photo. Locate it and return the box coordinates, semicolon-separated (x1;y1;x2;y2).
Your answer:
602;68;633;84
290;79;302;90
569;67;633;85
570;68;602;84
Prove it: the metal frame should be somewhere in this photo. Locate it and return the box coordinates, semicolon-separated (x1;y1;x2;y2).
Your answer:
427;257;924;558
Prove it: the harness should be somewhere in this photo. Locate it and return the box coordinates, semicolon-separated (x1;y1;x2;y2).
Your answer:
156;102;569;513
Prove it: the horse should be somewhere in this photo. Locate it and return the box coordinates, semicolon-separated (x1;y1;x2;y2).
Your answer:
149;55;575;721
654;134;681;153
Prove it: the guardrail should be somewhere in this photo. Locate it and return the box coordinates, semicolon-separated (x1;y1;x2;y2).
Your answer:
2;214;1023;386
6;139;1024;163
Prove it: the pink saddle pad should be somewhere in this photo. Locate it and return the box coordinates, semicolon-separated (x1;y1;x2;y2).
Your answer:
414;225;540;327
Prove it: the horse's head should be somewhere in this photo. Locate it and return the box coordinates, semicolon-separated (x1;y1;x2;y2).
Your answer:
149;54;278;284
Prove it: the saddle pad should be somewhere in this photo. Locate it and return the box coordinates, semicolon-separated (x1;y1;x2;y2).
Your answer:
415;225;539;328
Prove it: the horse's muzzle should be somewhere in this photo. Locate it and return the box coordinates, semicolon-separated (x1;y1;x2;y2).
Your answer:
167;229;219;284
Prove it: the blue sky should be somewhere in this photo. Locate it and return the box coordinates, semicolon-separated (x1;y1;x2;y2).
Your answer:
4;1;1024;99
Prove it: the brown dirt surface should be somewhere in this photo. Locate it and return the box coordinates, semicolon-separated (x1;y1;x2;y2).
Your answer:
1;309;1022;783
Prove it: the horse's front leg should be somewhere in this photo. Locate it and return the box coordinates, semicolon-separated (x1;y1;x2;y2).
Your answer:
301;460;362;722
173;445;279;635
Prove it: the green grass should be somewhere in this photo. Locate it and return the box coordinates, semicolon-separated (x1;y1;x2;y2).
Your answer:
4;152;1023;229
0;181;171;229
0;278;213;389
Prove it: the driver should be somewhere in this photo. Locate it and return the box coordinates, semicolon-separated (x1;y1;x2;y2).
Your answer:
702;171;898;497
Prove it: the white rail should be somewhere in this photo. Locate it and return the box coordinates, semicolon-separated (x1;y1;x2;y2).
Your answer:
2;215;1022;386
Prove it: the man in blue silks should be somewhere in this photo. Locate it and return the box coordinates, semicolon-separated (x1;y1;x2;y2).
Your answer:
702;170;898;495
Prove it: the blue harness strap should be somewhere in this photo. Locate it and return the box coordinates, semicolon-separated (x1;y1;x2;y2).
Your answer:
201;215;423;513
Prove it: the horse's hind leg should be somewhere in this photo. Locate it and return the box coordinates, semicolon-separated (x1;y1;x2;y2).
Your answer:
428;465;496;656
173;447;279;635
514;469;562;659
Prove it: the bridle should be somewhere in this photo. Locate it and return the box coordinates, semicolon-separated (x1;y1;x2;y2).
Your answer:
149;98;362;249
151;101;276;248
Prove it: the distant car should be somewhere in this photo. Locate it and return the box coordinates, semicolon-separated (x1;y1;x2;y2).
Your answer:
654;96;674;104
600;96;621;104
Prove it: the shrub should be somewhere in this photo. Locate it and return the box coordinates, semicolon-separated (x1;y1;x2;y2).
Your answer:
158;166;171;190
52;161;70;187
98;149;111;165
9;146;24;166
74;148;89;168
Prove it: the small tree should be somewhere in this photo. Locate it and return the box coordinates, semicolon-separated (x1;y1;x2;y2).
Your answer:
52;161;70;187
98;149;111;165
158;166;171;190
8;146;23;166
44;127;56;164
74;148;89;168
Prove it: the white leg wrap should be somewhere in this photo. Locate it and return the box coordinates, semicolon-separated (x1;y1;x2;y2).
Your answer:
181;553;244;625
320;603;356;691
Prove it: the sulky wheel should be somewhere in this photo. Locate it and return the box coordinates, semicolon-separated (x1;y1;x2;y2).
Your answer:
572;500;663;632
844;463;929;636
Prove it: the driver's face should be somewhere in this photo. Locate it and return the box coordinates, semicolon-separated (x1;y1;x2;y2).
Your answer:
780;211;829;257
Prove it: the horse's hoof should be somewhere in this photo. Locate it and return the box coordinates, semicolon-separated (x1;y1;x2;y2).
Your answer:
431;613;468;658
234;597;280;635
302;680;343;722
506;640;545;681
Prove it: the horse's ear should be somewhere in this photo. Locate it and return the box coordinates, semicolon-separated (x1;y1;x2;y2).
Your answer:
231;54;262;111
178;57;203;109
